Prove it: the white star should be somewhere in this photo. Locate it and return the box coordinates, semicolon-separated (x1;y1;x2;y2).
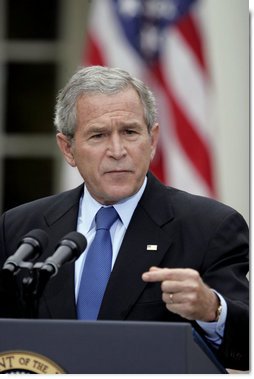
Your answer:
118;0;142;17
144;0;178;19
140;24;160;56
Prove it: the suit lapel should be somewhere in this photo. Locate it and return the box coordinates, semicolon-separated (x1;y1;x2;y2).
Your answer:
98;173;177;320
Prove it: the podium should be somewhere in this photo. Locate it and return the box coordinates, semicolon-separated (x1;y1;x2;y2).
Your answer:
0;319;226;374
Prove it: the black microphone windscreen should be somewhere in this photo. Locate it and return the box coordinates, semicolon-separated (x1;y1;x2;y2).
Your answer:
21;229;49;252
2;229;49;273
60;231;87;257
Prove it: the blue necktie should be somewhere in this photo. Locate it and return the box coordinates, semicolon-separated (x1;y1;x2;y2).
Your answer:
77;206;118;320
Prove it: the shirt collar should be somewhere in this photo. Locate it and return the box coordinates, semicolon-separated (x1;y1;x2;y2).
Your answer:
78;176;147;233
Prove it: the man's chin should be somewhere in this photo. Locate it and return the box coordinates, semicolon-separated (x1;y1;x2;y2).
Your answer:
101;186;136;205
104;170;133;180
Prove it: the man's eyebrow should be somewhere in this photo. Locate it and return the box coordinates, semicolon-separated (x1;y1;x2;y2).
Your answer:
87;121;142;132
86;125;109;134
120;121;143;129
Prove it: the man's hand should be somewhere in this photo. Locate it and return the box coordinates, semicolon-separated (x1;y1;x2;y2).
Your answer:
142;267;219;322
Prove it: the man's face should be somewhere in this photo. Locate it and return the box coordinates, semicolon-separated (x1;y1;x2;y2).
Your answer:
57;88;159;205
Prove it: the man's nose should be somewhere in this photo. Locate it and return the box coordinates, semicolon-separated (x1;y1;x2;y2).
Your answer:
107;134;126;159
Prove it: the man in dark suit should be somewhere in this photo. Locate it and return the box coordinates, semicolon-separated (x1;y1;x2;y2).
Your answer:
0;66;249;370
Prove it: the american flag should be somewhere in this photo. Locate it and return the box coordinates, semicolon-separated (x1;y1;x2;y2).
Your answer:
83;0;216;197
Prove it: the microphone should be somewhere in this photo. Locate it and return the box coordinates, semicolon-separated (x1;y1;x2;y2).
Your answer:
40;231;87;277
2;229;48;273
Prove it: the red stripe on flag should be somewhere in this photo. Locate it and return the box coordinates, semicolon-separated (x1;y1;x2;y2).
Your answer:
152;63;215;195
83;33;106;66
176;13;208;73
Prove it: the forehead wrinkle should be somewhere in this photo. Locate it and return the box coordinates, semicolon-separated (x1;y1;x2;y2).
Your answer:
76;89;147;132
87;115;143;129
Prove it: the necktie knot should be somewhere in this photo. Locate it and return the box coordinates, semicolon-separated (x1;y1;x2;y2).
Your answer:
95;206;118;231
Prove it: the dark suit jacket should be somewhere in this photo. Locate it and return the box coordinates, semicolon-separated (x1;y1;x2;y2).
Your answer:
0;172;249;370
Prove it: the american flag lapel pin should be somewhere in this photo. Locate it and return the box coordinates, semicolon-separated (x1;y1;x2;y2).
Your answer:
147;245;158;251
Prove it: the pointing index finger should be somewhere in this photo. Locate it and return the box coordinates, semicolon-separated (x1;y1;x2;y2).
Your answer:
142;267;194;282
142;267;173;282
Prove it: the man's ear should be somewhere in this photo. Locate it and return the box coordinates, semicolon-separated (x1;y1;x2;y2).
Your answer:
56;133;76;167
150;123;160;161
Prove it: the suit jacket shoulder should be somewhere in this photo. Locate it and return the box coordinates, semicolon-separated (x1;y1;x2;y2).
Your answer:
0;184;84;262
142;172;248;232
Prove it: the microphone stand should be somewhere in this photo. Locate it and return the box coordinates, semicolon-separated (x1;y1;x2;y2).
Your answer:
20;262;53;319
21;263;40;318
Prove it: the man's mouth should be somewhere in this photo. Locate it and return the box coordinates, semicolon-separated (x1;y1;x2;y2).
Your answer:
105;169;132;174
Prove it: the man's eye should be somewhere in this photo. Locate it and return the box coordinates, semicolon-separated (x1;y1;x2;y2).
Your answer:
125;129;136;135
91;133;104;139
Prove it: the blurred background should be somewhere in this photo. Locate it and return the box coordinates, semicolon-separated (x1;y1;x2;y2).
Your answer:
0;0;249;223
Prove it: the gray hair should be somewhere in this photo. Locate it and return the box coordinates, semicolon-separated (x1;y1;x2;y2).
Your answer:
54;65;157;139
